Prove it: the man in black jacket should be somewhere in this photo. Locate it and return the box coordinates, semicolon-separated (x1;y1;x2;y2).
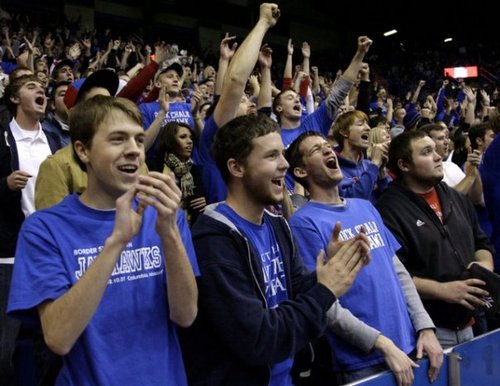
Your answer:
376;130;494;348
0;74;61;385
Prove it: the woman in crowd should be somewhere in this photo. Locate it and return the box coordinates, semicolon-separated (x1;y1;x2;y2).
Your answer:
148;122;206;227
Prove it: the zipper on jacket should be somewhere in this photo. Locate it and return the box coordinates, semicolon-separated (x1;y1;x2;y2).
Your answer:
243;236;268;309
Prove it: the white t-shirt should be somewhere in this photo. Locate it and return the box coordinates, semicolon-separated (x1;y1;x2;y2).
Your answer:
443;160;466;188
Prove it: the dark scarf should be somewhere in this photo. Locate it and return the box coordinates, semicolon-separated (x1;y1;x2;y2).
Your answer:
164;153;194;205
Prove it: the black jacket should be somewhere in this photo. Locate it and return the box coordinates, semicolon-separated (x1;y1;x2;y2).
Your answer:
0;123;61;257
376;181;494;329
181;204;336;385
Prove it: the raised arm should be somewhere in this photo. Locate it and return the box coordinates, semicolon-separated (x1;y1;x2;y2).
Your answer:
282;38;294;88
143;89;169;151
325;36;372;121
341;36;372;83
301;41;310;76
411;80;426;104
213;3;280;127
257;44;273;110
214;33;238;97
356;63;371;115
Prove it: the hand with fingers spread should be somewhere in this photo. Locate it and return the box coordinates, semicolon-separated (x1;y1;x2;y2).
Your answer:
370;141;390;168
327;222;371;264
301;41;310;59
68;42;81;60
153;42;170;65
190;87;203;113
158;87;170;113
439;278;489;309
317;224;370;297
112;185;147;245
220;32;238;61
258;44;273;69
466;149;482;167
189;196;207;212
135;172;182;235
287;38;294;56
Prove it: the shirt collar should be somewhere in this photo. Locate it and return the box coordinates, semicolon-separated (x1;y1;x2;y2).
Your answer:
9;117;46;143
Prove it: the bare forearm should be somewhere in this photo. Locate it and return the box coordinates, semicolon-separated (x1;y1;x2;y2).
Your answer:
144;110;166;151
302;57;310;76
258;67;272;109
473;249;494;271
226;20;270;84
161;227;198;327
453;175;478;202
215;58;229;95
284;53;292;80
412;276;444;300
38;236;127;355
342;51;365;82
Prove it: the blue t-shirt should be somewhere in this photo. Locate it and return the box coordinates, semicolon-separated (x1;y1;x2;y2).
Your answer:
139;100;195;130
336;153;391;203
480;134;500;271
216;203;293;385
198;116;227;203
138;100;200;164
289;198;415;371
8;194;199;386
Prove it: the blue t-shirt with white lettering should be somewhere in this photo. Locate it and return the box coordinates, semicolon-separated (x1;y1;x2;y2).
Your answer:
8;193;199;386
290;198;415;371
139;100;195;130
215;203;293;385
138;101;200;164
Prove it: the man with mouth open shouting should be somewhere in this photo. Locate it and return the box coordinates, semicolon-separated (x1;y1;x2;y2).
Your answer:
181;113;370;385
286;131;442;386
272;36;372;193
332;110;391;203
0;74;62;385
7;95;199;385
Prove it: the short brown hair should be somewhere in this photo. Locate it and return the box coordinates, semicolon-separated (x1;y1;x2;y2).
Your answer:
272;87;296;122
4;74;42;115
213;114;280;183
69;95;143;171
387;130;427;179
285;131;325;189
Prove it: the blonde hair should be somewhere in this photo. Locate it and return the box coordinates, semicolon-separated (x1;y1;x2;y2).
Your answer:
203;65;215;80
367;126;390;159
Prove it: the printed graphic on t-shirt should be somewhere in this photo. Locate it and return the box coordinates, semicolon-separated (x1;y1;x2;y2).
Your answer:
260;243;287;307
74;242;164;285
338;220;386;250
154;109;192;126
